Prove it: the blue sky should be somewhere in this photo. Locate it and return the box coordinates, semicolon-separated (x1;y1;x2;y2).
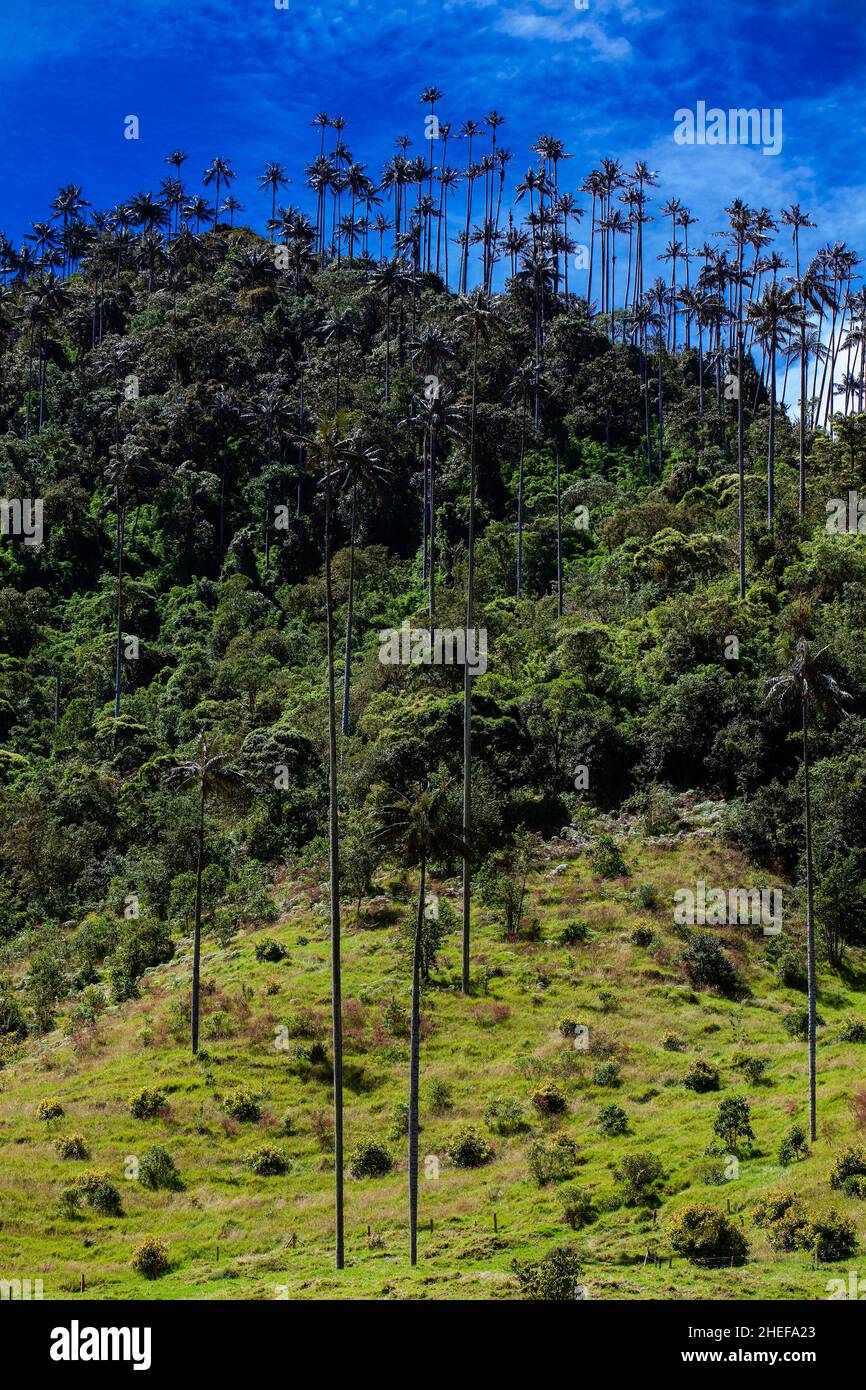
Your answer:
1;0;864;276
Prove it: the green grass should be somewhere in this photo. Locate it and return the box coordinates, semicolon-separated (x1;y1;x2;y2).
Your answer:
2;833;865;1300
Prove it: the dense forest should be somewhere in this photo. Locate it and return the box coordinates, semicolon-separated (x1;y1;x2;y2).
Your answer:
2;104;866;1297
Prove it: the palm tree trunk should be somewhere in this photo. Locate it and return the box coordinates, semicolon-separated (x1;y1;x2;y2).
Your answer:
428;429;437;631
340;483;357;736
802;699;817;1143
516;399;526;598
737;329;746;599
555;450;563;616
408;851;426;1265
462;323;479;994
191;775;205;1056
114;495;125;719
325;485;345;1268
767;332;777;529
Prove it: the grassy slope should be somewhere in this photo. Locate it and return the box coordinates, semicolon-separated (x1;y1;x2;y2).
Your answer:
1;830;865;1302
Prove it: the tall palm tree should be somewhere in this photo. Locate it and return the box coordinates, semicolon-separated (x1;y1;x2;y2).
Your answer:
321;436;389;736
259;162;289;240
456;289;496;992
105;445;150;718
165;735;242;1055
297;413;363;1269
203;157;236;229
767;642;851;1141
372;776;466;1265
747;284;801;529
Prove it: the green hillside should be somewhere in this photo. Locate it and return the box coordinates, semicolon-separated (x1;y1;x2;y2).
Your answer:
2;818;865;1300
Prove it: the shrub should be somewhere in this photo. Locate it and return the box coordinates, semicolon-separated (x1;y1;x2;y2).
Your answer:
613;1151;665;1206
630;925;655;948
59;1187;82;1219
484;1097;528;1135
783;1007;824;1040
590;834;628;878
512;1245;583;1300
558;1181;595;1229
138;1145;183;1191
736;1055;771;1086
558;1015;579;1038
558;920;590;945
597;1103;629;1136
245;1145;290;1176
389;1100;410;1139
712;1096;754;1153
839;1018;866;1043
54;1134;88;1160
349;1137;393;1178
591;1059;621;1088
683;1060;720;1093
778;1125;809;1166
531;1081;567;1116
633;882;659;910
806;1210;858;1261
753;1190;810;1252
76;1170;123;1216
383;997;410;1037
446;1126;493;1169
527;1133;578;1186
254;937;288;963
128;1088;166;1120
667;1204;749;1265
663;1033;685;1052
222;1088;261;1122
681;933;741;997
131;1236;170;1279
37;1098;64;1123
427;1078;453;1114
830;1146;866;1196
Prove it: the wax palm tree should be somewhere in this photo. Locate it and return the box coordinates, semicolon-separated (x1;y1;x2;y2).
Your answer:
456;289;496;991
259;163;289;240
202;157;236;229
747;284;801;529
296;412;363;1268
372;775;466;1265
105;444;150;718
767;642;851;1141
507;359;536;596
319;308;360;411
320;436;389;735
165;735;242;1055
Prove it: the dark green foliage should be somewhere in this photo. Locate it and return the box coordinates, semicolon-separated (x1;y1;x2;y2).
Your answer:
128;1087;166;1120
222;1088;261;1121
597;1102;629;1135
138;1145;183;1190
613;1151;665;1206
712;1095;754;1153
528;1133;578;1186
681;933;742;997
254;937;288;963
667;1203;749;1265
245;1145;290;1176
512;1245;583;1300
683;1060;720;1093
446;1126;493;1168
349;1137;393;1178
778;1125;809;1166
